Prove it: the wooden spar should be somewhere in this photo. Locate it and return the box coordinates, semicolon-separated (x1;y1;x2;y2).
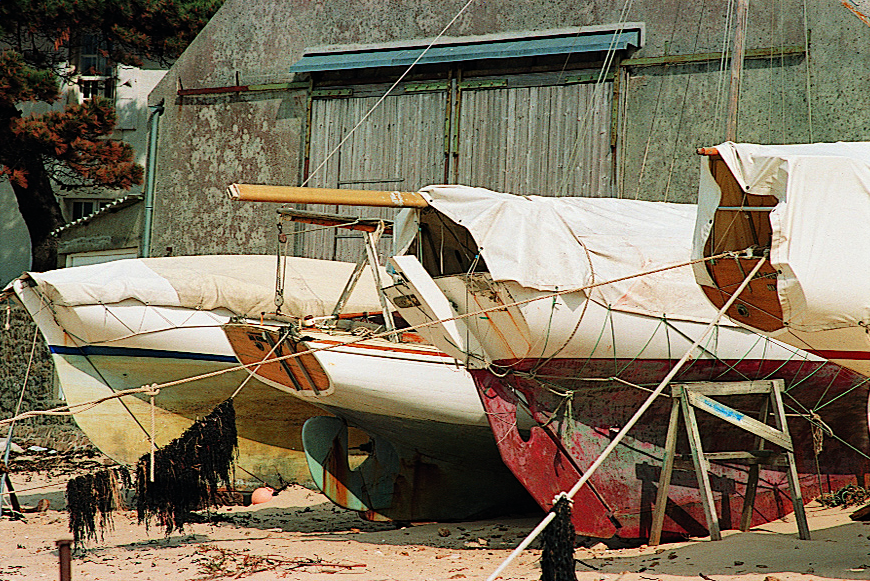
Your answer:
696;146;720;156
227;184;429;208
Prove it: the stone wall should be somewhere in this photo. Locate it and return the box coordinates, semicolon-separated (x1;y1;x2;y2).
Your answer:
0;300;76;435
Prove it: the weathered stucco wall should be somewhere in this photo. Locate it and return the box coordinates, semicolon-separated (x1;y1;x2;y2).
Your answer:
147;0;870;255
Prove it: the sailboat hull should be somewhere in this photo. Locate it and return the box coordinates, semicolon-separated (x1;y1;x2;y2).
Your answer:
387;260;870;539
224;322;537;522
472;356;870;539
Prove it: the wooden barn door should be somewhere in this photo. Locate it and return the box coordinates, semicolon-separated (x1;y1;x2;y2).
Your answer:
302;86;448;262
453;76;612;198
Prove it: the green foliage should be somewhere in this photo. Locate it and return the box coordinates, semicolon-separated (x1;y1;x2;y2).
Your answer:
5;98;143;190
0;0;222;270
0;51;59;108
0;0;223;70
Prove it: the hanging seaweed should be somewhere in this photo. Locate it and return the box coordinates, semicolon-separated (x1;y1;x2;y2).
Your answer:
66;467;131;549
540;495;578;581
136;398;237;535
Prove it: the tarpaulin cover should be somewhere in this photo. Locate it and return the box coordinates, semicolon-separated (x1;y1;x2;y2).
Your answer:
693;141;870;332
13;255;388;318
395;185;723;323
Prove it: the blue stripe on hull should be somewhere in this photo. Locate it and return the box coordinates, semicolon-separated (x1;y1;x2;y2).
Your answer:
49;345;238;363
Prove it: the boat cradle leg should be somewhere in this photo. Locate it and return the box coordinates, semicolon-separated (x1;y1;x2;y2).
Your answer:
649;398;681;546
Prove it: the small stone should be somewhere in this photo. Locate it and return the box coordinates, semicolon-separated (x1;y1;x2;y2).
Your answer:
590;542;608;551
438;527;451;537
734;561;744;566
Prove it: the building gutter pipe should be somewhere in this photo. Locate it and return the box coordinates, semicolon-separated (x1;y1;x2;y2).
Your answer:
142;103;164;258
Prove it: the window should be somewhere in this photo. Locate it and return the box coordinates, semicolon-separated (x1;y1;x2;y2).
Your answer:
73;32;115;101
70;199;112;221
79;78;114;100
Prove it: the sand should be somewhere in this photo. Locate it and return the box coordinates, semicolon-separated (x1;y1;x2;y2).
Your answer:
3;467;870;581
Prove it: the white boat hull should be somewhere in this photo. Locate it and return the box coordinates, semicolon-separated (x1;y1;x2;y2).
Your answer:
10;279;326;487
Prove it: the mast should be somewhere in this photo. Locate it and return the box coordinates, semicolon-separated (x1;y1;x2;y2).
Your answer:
725;0;749;141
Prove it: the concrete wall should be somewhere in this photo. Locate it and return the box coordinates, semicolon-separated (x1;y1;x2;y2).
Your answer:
147;0;870;255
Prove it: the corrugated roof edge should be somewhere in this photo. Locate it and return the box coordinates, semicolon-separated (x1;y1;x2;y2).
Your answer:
50;194;144;236
302;23;646;56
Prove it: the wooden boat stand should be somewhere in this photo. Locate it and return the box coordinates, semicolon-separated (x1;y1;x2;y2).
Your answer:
649;379;810;545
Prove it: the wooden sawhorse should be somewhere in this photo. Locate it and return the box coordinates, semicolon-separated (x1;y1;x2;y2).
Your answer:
649;379;810;544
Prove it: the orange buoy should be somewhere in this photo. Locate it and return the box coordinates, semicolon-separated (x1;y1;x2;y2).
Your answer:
251;487;274;505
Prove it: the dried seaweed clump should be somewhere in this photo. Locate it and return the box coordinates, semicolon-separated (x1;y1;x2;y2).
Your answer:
136;399;237;535
66;467;131;548
540;495;578;581
818;484;870;508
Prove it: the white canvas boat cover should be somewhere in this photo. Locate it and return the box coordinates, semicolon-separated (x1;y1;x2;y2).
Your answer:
395;185;724;323
693;141;870;332
10;255;387;318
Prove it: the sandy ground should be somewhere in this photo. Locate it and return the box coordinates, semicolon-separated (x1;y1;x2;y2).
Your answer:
4;466;870;581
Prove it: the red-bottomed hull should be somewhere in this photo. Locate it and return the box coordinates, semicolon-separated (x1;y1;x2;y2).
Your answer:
473;357;870;540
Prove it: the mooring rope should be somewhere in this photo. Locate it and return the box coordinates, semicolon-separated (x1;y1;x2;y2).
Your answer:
0;251;742;429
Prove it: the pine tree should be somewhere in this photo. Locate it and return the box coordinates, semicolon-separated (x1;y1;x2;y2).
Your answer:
0;0;222;270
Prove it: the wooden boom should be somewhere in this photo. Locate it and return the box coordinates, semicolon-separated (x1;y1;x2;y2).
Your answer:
227;184;429;208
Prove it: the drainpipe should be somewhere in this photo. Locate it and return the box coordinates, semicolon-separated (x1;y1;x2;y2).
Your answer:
142;103;164;258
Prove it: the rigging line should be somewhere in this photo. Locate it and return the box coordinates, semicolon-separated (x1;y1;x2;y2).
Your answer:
754;342;801;382
779;357;825;393
709;330;764;381
608;307;618;375
285;220;363;237
23;288;154;439
813;375;870;413
556;0;634;196
614;318;666;377
1;324;39;516
633;69;666;200
301;0;478;188
778;0;786;142
802;0;814;142
713;0;736;140
486;257;766;581
783;392;870;463
98;301;137;336
2;251;742;427
530;240;594;372
810;367;840;411
230;327;290;401
663;2;708;202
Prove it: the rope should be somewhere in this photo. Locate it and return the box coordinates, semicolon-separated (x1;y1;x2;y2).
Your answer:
0;251;740;429
557;0;635;197
662;2;708;202
301;0;478;188
0;324;39;516
802;0;814;142
485;257;766;581
148;387;157;483
229;327;290;400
